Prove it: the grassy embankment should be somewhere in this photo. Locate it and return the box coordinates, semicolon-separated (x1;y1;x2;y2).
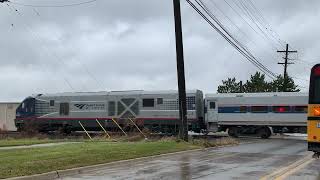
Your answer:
0;138;67;147
0;140;200;179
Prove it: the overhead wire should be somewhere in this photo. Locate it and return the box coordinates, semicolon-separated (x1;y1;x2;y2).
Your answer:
27;5;106;90
6;3;106;92
234;0;281;51
238;0;284;48
9;0;98;8
197;0;277;78
221;0;282;56
207;0;280;65
6;3;78;92
246;0;287;47
187;0;277;79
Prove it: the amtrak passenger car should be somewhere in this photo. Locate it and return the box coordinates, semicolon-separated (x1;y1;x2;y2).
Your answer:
205;92;308;138
15;90;205;133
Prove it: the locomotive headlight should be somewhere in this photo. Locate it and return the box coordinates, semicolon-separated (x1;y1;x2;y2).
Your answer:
314;108;320;116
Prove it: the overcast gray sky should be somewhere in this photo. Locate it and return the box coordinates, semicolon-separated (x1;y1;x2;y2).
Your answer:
0;0;318;101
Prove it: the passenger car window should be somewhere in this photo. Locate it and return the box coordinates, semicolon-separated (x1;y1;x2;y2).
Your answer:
293;106;308;113
209;102;216;109
251;106;268;113
272;106;291;113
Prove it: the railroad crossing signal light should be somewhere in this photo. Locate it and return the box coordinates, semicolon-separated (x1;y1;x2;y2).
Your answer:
313;66;320;76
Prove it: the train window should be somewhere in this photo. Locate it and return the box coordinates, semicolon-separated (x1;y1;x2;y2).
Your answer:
22;103;25;109
251;106;268;113
121;98;135;106
240;106;247;113
131;101;140;115
50;100;55;106
59;103;69;115
157;98;163;105
117;101;125;115
272;106;290;113
143;99;154;107
294;106;308;113
108;101;115;116
209;102;216;109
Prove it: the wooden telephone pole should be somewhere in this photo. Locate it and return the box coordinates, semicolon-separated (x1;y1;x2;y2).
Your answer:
173;0;188;141
277;44;297;92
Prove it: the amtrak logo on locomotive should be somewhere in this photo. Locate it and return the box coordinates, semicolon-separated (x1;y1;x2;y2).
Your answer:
74;103;105;111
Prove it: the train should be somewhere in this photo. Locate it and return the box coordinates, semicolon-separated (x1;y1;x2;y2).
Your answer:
308;64;320;158
15;90;308;138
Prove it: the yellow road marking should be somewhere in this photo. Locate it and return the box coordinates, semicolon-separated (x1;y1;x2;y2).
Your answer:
260;154;314;180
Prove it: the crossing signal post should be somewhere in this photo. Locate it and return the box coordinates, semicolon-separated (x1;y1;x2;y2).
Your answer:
173;0;188;141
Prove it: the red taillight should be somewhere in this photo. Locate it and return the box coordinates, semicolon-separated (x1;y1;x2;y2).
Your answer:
314;66;320;76
278;107;285;112
313;136;317;140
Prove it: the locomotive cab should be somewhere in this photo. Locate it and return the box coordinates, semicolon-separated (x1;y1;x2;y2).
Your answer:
15;97;36;131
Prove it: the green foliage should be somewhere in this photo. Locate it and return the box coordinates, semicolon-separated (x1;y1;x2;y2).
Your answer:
0;138;65;147
217;72;300;93
269;75;300;92
217;78;241;93
244;72;270;92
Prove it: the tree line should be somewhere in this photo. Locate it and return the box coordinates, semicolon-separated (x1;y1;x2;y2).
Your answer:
217;72;300;93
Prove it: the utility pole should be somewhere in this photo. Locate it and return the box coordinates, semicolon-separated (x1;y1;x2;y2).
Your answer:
239;81;243;93
173;0;188;141
277;44;297;92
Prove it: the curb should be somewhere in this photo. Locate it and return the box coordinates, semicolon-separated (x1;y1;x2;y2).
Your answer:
5;148;208;180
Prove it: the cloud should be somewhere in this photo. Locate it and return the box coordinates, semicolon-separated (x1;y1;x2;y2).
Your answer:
0;0;318;101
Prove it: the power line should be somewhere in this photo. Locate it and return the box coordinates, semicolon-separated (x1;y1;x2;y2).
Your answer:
6;3;78;91
235;0;281;51
6;3;106;91
207;0;280;64
26;5;105;90
221;0;281;53
196;0;277;78
9;0;98;8
245;0;286;47
187;0;277;79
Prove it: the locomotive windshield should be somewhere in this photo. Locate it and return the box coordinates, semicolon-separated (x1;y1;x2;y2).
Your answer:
16;97;35;117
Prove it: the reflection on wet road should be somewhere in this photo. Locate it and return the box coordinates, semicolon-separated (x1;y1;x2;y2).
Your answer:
62;137;319;180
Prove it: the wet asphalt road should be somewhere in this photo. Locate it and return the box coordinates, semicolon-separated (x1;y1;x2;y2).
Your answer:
62;137;319;180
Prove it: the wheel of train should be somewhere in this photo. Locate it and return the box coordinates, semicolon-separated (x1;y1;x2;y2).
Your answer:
258;127;271;139
228;127;240;138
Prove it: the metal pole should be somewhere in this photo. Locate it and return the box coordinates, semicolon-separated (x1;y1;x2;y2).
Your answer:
112;118;127;136
128;118;147;139
173;0;188;141
78;121;93;140
95;119;111;138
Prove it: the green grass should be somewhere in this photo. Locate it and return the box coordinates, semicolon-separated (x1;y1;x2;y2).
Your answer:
0;140;200;179
0;138;67;147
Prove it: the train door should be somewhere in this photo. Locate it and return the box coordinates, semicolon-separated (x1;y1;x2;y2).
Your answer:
206;99;218;132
